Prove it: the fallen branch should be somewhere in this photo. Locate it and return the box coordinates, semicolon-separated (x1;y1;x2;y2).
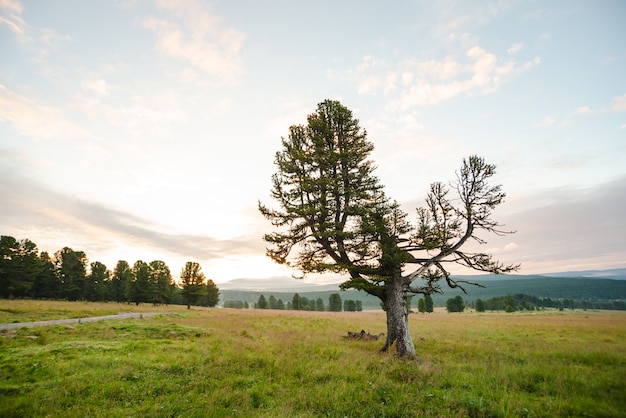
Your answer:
343;330;385;341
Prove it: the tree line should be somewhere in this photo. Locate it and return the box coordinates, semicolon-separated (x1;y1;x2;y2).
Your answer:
414;293;626;313
472;294;626;312
225;292;363;311
0;235;219;308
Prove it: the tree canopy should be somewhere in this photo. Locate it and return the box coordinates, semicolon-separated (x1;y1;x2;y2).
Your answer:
260;99;518;358
0;234;218;307
180;261;207;309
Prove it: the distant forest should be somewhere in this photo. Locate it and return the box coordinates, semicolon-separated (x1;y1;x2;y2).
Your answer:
470;293;626;312
2;234;625;312
224;293;362;312
0;235;217;307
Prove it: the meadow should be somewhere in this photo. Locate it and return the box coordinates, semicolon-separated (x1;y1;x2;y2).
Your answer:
1;300;625;417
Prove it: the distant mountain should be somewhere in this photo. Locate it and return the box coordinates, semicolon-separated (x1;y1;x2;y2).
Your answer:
217;269;626;309
218;268;626;292
218;277;342;292
541;268;626;280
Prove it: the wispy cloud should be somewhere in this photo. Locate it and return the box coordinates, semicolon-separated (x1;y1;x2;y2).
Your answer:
0;84;91;140
351;46;539;110
81;79;110;96
507;43;523;54
0;157;263;265
612;94;626;111
0;0;70;48
431;1;516;37
534;116;555;127
0;0;26;36
142;0;246;82
574;106;592;115
497;176;626;273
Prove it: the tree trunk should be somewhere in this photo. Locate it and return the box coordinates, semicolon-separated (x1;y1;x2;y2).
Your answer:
380;275;416;358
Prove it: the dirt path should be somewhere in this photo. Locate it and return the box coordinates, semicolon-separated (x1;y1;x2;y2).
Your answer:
0;312;158;330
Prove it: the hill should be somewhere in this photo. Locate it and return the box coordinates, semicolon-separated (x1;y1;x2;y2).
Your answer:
218;269;626;309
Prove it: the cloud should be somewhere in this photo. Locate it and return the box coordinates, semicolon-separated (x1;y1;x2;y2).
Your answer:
142;0;246;81
612;94;626;111
392;175;626;275
0;84;91;140
574;106;592;115
81;79;110;96
0;0;70;48
507;43;523;54
431;1;515;36
497;176;626;273
0;158;263;266
352;46;539;110
534;116;555;127
0;0;25;36
486;242;519;255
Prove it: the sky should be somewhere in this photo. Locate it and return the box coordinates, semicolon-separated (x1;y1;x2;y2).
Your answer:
1;0;625;284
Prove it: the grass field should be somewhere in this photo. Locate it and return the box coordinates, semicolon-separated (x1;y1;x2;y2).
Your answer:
1;300;625;417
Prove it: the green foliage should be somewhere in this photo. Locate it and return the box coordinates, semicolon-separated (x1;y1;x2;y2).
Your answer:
292;293;302;310
179;262;206;309
260;102;518;357
446;296;465;313
268;295;278;309
418;298;426;313
0;236;40;298
32;252;57;299
424;294;434;313
87;261;109;302
224;300;246;309
257;294;268;309
441;275;626;303
110;260;132;303
475;293;626;312
221;287;384;311
55;247;88;301
127;260;151;305
344;299;357;312
259;99;387;282
328;293;342;312
202;280;220;307
1;235;226;309
149;260;174;305
475;298;486;312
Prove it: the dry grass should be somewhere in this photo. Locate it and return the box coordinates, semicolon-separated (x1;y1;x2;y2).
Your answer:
1;300;625;417
0;299;191;323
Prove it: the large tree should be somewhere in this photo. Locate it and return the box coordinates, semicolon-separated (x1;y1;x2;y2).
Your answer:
128;260;151;305
33;252;58;299
110;260;132;302
54;247;88;301
203;279;220;307
259;99;518;358
180;261;206;309
149;260;174;305
0;236;41;298
87;261;110;301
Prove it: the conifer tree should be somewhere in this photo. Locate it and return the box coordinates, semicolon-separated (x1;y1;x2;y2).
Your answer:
261;99;518;356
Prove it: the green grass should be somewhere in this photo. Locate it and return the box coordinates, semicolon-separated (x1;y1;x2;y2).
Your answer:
1;302;625;417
